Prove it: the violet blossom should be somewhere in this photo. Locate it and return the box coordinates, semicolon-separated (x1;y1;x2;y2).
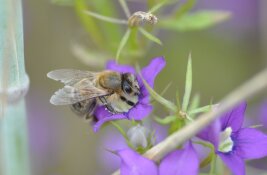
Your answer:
116;142;199;175
198;102;267;175
93;57;166;132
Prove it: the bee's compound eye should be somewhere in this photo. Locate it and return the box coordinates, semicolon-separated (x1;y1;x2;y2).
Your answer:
124;84;132;94
123;81;132;94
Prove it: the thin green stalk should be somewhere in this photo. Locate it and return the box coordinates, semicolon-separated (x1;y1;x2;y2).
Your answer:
0;0;30;175
84;10;128;24
118;0;131;17
209;154;217;175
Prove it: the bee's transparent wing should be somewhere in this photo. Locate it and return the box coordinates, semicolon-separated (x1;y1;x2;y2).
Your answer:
48;69;109;105
47;69;96;86
50;85;109;105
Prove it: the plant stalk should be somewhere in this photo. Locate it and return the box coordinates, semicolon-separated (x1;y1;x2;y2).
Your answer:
0;0;30;175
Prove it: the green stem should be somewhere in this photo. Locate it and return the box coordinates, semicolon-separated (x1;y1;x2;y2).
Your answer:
209;154;217;175
0;0;30;175
110;121;134;149
118;0;131;17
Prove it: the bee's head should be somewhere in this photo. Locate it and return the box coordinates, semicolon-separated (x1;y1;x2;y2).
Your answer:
121;73;140;97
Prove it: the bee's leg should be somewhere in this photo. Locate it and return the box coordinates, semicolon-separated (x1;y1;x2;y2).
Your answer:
99;96;108;105
99;96;117;114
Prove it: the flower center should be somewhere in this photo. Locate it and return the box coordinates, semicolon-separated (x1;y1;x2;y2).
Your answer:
218;127;234;153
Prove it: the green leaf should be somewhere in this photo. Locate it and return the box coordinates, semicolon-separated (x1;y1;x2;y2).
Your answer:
138;68;177;112
116;29;131;61
159;10;231;31
148;0;176;13
182;53;192;112
173;0;196;18
84;10;127;24
118;0;131;17
188;104;212;115
151;82;172;104
154;115;176;125
168;118;185;134
139;28;162;45
189;94;200;111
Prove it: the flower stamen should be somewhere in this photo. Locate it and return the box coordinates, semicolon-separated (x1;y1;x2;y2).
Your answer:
219;127;234;153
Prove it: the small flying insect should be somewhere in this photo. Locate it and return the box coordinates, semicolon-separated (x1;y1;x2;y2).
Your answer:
47;69;140;121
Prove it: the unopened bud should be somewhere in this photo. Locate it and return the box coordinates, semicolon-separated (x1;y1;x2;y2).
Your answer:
127;124;152;149
128;11;158;27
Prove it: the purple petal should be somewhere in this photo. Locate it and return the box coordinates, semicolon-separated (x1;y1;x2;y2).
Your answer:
117;148;158;175
141;57;166;88
220;102;247;132
97;131;128;174
233;128;267;159
218;152;245;175
93;106;126;132
259;100;267;129
197;119;221;149
127;103;153;120
106;60;135;74
159;142;199;175
138;57;166;97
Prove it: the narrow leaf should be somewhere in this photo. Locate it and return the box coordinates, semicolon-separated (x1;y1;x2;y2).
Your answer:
154;115;176;125
119;0;131;17
173;0;196;18
139;28;162;45
159;10;231;31
116;29;131;61
148;0;176;13
188;104;213;115
151;82;172;104
84;10;127;24
148;0;167;13
138;68;177;112
182;53;192;111
189;94;200;111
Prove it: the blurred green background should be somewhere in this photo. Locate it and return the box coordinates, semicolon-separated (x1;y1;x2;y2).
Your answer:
22;0;267;174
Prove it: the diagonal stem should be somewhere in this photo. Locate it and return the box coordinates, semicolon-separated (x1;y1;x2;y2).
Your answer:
118;0;131;18
84;10;128;24
111;68;267;175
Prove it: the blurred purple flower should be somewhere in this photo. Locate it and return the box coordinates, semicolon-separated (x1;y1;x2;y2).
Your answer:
116;142;199;175
97;122;167;174
198;102;267;175
93;57;166;132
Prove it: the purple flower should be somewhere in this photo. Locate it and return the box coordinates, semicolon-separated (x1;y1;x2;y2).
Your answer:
116;142;199;175
198;102;267;175
93;57;166;132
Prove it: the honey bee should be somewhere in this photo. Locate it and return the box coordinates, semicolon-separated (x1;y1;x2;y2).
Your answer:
47;69;140;120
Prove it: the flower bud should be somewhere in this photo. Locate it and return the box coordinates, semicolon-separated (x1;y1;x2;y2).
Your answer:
127;124;153;149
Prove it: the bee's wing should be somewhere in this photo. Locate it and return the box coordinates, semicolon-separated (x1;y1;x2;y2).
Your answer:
48;69;109;105
50;85;109;105
47;69;96;86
